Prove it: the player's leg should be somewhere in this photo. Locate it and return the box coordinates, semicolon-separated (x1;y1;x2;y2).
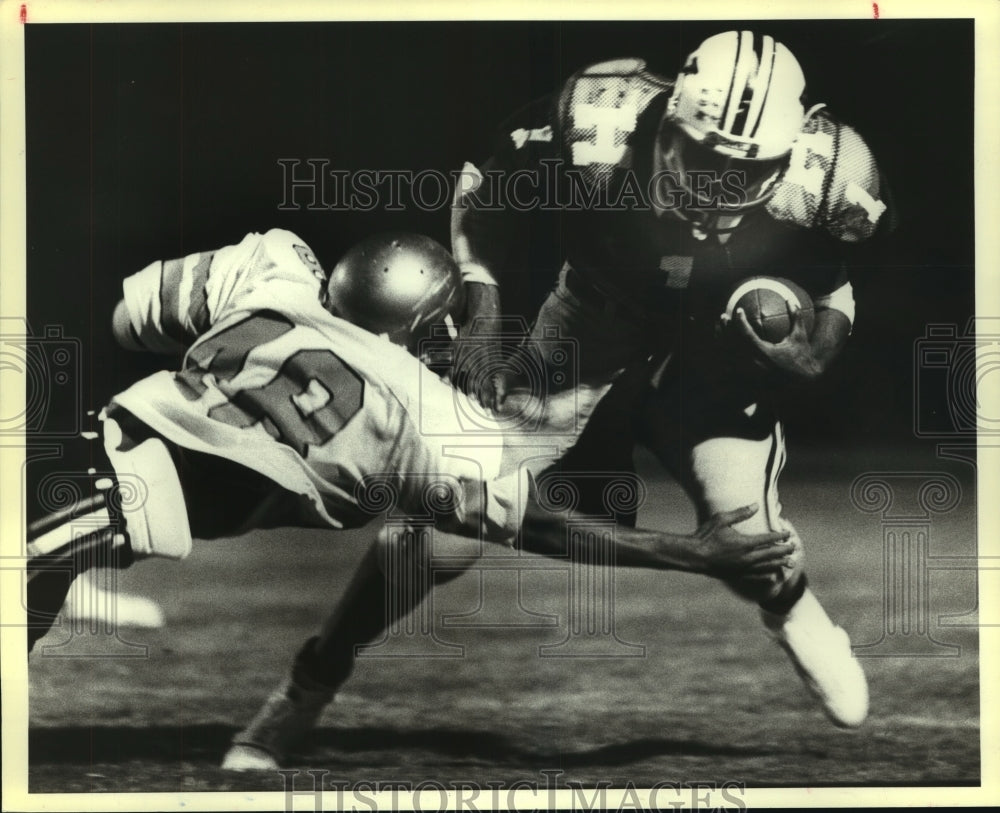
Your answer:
500;265;653;480
27;496;131;652
220;539;382;771
26;404;290;651
24;407;187;650
514;360;648;534
638;377;868;728
222;525;477;771
690;428;868;729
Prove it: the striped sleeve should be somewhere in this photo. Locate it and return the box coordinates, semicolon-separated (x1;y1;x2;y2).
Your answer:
121;249;217;354
120;230;325;354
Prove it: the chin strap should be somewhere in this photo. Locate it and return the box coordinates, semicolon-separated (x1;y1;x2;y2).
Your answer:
803;102;828;124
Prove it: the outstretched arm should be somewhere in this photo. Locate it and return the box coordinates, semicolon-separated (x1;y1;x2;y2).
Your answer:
520;498;796;580
432;473;794;580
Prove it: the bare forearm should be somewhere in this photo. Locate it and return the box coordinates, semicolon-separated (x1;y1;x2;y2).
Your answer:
807;307;852;377
433;476;793;579
519;498;794;579
520;511;705;572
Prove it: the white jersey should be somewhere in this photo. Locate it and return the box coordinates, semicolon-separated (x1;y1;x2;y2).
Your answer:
112;229;522;544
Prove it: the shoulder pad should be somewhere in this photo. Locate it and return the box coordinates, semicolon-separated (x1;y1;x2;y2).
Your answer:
767;111;887;242
244;229;326;291
262;228;308;249
579;58;649;76
558;59;673;171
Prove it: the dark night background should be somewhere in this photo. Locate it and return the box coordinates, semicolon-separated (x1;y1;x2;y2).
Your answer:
24;19;974;448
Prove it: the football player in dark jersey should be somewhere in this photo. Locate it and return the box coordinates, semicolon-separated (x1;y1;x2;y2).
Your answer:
446;31;890;729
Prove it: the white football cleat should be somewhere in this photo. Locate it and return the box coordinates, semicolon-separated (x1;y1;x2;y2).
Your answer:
220;744;280;772
221;677;334;771
761;588;869;728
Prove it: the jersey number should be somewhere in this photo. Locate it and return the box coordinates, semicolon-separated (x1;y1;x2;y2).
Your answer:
176;311;364;457
570;100;637;166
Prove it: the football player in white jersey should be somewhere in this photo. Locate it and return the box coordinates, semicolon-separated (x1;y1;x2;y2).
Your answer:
448;31;891;729
26;229;795;668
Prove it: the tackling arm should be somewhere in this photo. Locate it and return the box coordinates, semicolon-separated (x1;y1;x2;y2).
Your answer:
519;492;796;580
433;472;795;579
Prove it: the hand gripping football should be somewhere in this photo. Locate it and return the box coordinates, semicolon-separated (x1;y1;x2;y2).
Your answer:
724;277;815;343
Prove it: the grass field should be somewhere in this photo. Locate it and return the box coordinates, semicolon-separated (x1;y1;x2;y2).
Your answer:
26;446;981;795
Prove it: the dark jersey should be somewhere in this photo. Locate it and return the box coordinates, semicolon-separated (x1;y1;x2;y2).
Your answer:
454;58;887;345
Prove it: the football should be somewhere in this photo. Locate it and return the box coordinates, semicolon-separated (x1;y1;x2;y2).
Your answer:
724;276;816;343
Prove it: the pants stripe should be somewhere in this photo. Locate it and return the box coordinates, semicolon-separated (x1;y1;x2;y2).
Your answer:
28;508;112;558
762;422;784;532
27;494;107;541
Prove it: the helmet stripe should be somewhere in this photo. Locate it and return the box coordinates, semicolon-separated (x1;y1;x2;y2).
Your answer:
718;30;744;134
751;30;764;66
731;31;763;136
746;35;777;138
722;31;755;135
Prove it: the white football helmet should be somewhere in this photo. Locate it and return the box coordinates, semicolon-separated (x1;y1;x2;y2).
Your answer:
658;31;818;226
